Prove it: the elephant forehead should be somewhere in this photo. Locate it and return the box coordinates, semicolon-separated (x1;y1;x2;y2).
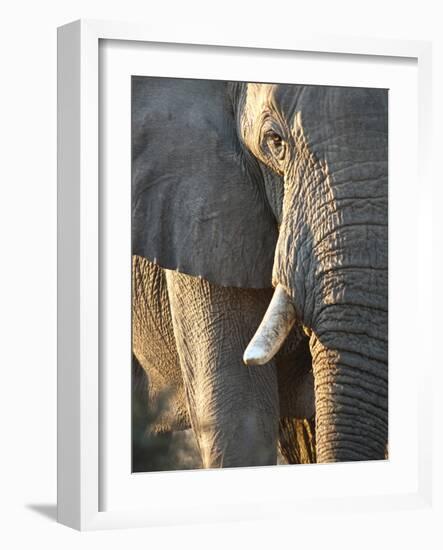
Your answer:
242;83;274;131
245;83;274;110
272;85;388;135
268;84;389;177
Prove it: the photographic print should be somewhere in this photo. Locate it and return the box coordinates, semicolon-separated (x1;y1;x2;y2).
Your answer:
131;77;388;472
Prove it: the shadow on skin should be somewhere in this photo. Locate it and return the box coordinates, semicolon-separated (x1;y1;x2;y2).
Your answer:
26;503;57;522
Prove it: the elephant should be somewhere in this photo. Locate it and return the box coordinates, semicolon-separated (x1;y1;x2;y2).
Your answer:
132;76;388;468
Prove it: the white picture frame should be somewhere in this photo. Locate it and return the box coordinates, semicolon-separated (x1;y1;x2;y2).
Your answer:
57;19;433;531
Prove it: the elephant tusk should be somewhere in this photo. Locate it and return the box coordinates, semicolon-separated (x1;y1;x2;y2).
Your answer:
243;284;297;366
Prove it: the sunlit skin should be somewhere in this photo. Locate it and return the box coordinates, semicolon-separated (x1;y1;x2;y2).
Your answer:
241;82;388;462
132;77;388;469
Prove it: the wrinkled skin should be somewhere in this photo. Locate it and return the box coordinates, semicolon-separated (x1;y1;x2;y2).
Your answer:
239;84;388;462
133;255;313;467
132;78;387;467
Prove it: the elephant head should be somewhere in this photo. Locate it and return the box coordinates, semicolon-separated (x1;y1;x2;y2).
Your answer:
132;77;388;464
240;84;388;462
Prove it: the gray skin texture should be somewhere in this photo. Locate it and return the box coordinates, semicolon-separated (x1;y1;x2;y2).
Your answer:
132;77;387;466
132;77;278;288
132;254;313;468
239;84;388;462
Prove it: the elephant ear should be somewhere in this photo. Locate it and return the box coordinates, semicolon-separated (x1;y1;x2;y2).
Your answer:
132;76;278;288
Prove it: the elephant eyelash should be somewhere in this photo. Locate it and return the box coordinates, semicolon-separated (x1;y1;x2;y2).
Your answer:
264;130;286;163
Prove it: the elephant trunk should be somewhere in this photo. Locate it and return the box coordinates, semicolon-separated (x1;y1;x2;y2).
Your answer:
288;230;387;462
285;225;387;462
310;306;388;462
246;191;388;461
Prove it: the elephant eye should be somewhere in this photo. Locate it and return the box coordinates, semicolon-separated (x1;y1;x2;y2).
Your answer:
265;130;285;161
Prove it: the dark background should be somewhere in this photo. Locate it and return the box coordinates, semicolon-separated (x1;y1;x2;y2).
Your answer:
132;357;202;472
